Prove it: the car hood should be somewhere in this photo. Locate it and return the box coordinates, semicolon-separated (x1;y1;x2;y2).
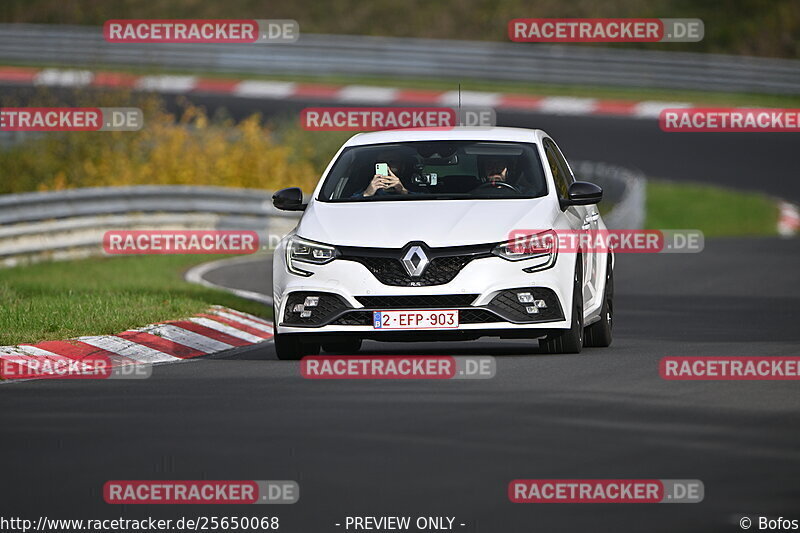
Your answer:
295;198;556;248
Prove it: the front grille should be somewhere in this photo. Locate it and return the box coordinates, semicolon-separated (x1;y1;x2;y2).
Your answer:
488;288;563;322
282;292;350;326
347;255;475;287
355;294;479;308
330;308;503;326
338;242;493;287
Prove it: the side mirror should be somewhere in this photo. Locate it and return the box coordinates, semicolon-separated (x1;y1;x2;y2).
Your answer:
272;187;306;211
561;181;603;209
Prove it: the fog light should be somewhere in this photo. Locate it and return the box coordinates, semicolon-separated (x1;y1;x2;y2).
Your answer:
300;310;312;318
525;305;539;314
517;292;534;303
304;296;319;307
292;304;305;313
534;299;547;309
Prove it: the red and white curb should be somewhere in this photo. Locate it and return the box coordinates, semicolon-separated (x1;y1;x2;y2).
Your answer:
0;305;273;381
0;66;694;119
778;201;800;237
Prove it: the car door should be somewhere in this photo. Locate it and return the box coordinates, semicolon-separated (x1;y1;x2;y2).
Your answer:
543;138;598;310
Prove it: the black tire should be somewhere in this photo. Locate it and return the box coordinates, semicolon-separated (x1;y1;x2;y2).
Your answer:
584;257;614;348
273;333;320;360
539;259;584;354
322;338;363;354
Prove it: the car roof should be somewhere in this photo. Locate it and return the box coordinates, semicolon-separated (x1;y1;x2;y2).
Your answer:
343;127;546;147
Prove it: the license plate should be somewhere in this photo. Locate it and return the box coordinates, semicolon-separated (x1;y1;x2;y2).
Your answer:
372;310;459;329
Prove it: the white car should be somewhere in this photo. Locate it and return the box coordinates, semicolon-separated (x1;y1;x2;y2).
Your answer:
271;127;613;359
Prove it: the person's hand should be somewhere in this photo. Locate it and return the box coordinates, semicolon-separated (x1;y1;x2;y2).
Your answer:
363;174;389;196
363;168;407;196
381;168;408;194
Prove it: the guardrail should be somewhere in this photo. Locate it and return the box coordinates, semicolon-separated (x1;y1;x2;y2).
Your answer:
0;163;645;267
0;24;798;94
0;185;301;266
572;161;646;230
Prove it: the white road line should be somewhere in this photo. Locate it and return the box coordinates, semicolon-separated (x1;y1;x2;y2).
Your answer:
77;336;180;363
184;256;274;306
188;317;266;343
138;324;233;353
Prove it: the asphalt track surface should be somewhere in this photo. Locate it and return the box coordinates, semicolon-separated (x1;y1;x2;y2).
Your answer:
1;92;799;532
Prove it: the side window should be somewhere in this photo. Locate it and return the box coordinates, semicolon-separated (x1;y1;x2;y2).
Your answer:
549;140;576;184
543;138;569;198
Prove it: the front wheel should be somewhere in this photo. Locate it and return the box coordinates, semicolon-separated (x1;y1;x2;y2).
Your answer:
539;259;584;354
584;257;613;347
274;333;320;360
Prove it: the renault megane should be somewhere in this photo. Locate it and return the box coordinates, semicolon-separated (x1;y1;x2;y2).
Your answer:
271;127;613;359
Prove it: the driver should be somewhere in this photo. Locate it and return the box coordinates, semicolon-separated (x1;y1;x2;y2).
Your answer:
481;157;511;185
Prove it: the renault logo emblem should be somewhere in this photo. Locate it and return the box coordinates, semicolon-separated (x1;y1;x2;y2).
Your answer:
402;245;429;277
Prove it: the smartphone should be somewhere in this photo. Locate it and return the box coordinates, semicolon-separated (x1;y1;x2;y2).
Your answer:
375;163;389;177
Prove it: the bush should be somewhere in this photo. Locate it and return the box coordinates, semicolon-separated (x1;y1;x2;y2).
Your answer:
0;94;320;194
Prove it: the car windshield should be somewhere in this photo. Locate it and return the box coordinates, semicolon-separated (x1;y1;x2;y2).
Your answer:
318;141;547;202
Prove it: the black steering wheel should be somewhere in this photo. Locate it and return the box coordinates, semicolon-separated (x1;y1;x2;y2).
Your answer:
474;180;521;193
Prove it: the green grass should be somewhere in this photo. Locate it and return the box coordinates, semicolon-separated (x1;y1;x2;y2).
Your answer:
5;60;800;109
0;254;271;346
645;180;779;237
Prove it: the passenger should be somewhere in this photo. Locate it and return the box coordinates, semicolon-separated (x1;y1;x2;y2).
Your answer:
355;160;410;197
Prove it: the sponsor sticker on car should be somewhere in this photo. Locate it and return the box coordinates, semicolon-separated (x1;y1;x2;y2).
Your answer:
373;310;459;329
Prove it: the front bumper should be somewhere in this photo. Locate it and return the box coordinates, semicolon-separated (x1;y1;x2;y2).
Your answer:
273;248;576;338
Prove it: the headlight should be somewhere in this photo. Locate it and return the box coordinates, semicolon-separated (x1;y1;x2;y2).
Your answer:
492;230;557;272
285;236;339;277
